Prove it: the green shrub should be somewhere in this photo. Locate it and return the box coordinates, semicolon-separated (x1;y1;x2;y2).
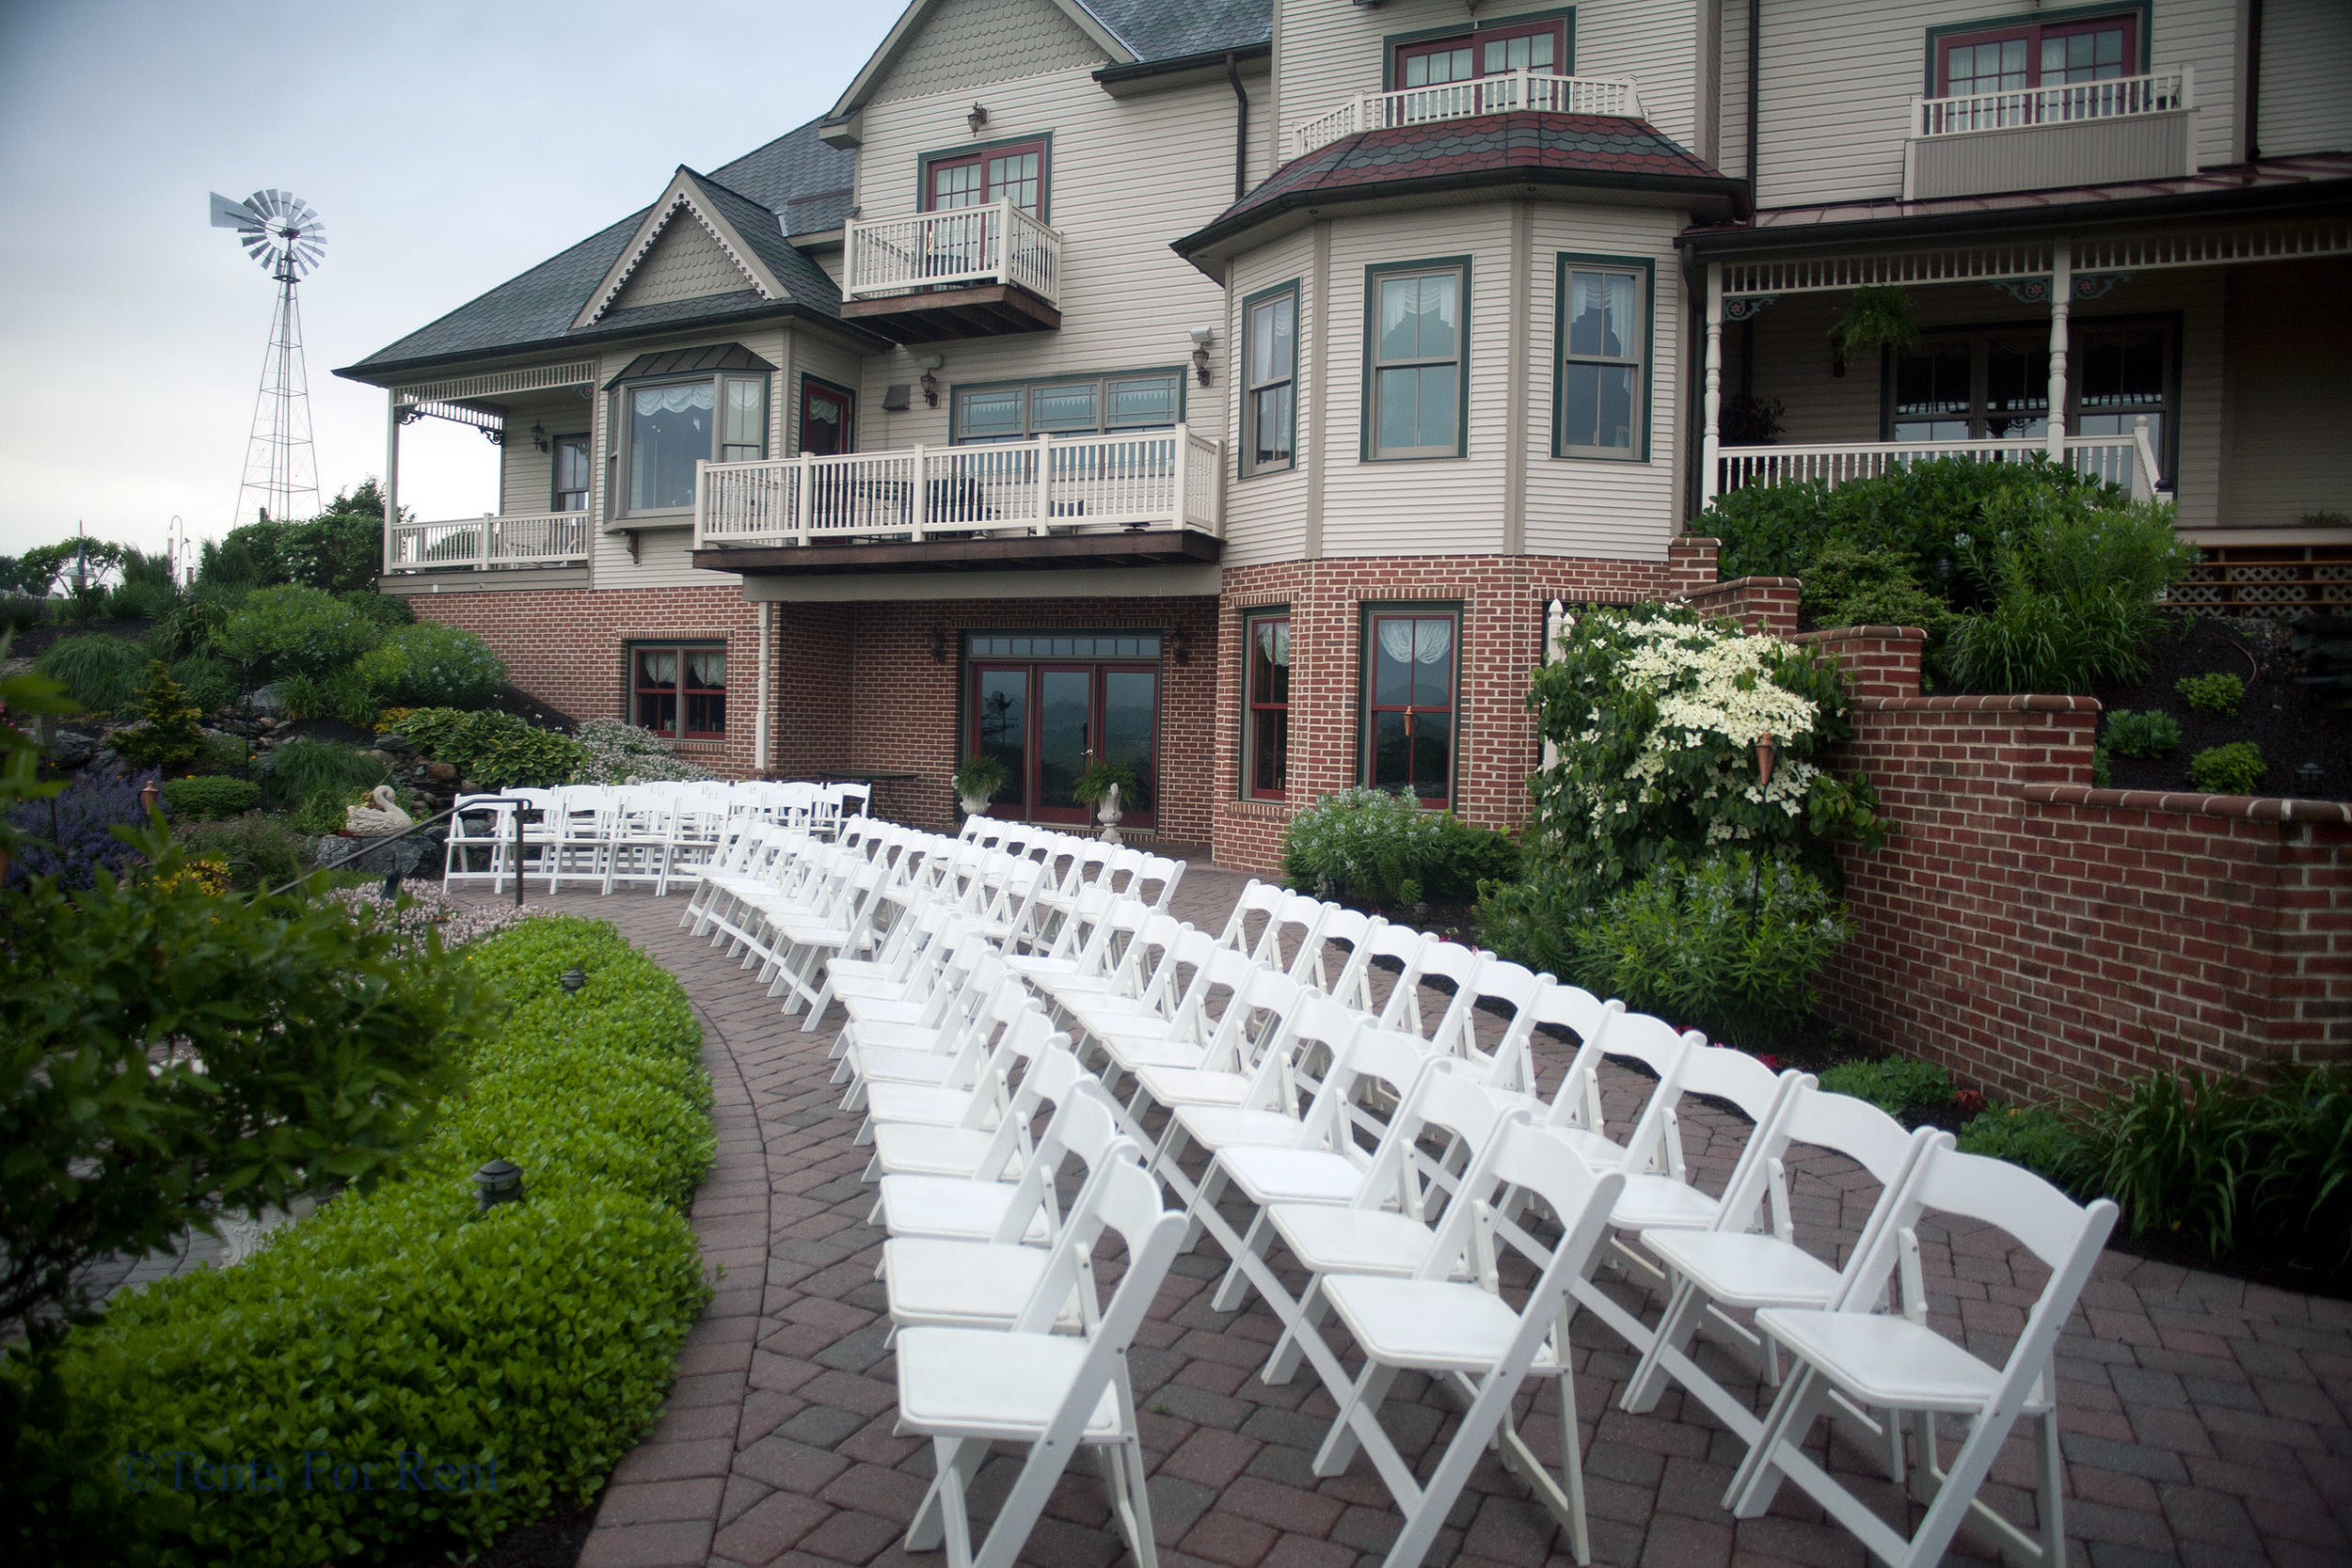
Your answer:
259;739;387;812
1945;498;2196;692
2175;671;2245;717
110;664;208;775
171;816;311;891
1285;788;1444;905
2103;707;2182;758
0;594;46;635
2187;740;2265;795
151;599;229;661
1699;455;2123;583
103;579;177;622
1560;851;1849;1049
1818;1056;1955;1119
1797;540;1955;654
199;730;249;776
574;720;718;785
1957;1103;2093;1184
386;707;584;789
357;621;506;708
340;590;414;627
21;916;713;1562
164;653;238;713
34;634;147;713
160;775;260;820
216;584;382;677
1429;813;1519;899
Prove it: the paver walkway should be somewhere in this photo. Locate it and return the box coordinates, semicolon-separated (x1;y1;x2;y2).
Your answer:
457;868;2352;1568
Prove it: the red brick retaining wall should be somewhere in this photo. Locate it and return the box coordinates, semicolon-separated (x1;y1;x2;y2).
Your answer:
1805;627;2352;1101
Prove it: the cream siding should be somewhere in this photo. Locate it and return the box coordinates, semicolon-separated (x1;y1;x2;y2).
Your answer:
1521;206;1684;561
2257;0;2352;158
787;332;868;455
495;390;596;517
845;69;1234;454
1273;0;1708;160
1224;230;1318;566
868;0;1105;103
1719;0;1750;180
2221;259;2352;529
609;216;755;310
1737;269;2227;531
1750;0;2242;211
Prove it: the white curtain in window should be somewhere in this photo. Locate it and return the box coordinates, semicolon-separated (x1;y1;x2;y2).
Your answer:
685;650;726;689
634;384;714;417
638;650;676;686
1376;619;1452;666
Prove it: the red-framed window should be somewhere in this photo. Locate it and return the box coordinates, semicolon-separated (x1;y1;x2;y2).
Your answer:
632;643;725;740
1363;608;1458;809
1935;12;2137;96
924;139;1046;216
1395;17;1566;88
801;375;854;456
1243;610;1290;800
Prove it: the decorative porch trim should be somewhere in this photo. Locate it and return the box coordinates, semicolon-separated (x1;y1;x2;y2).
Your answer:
573;170;789;331
391;360;596;408
1724;293;1777;321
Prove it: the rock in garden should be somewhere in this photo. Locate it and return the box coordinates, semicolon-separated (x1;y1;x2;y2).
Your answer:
48;728;98;768
424;761;457;783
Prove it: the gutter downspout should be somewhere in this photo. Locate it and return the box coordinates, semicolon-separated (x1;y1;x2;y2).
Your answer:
1745;0;1761;196
755;601;772;777
1227;51;1249;201
2246;0;2264;162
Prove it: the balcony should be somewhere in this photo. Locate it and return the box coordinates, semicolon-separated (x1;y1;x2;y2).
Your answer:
1903;66;2196;200
691;426;1223;576
1709;425;2163;507
840;201;1062;342
1288;72;1644;162
383;511;589;574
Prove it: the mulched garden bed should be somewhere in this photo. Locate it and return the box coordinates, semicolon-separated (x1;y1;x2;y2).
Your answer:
2094;612;2352;799
379;1493;597;1568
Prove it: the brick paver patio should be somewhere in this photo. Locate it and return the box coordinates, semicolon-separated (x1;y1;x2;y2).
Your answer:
458;863;2352;1568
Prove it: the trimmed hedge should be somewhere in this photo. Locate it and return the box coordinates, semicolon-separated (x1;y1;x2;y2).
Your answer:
159;775;260;820
47;916;714;1563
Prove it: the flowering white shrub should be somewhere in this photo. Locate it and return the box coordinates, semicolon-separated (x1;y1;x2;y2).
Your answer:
325;884;538;957
1282;787;1446;904
571;720;718;785
355;622;506;708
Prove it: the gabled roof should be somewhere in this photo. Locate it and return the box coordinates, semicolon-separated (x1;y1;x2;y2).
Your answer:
1173;113;1745;270
340;117;861;382
574;167;796;329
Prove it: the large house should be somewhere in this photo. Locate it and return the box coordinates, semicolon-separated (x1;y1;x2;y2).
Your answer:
340;0;2352;869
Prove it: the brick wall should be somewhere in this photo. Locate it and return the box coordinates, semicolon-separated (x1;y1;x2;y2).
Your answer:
1212;551;1697;871
1805;627;2352;1100
410;585;766;777
1680;575;1801;636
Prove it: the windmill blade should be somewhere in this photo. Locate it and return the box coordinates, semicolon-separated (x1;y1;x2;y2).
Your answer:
209;191;259;229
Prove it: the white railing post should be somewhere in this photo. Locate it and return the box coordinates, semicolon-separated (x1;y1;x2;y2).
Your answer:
910;445;927;541
993;198;1012;287
383;389;400;576
1035;434;1053;535
1701;262;1724;509
1169;424;1189;534
2133;415;2159;500
693;459;708;546
2047;238;2072;462
796;452;814;546
477;513;492;571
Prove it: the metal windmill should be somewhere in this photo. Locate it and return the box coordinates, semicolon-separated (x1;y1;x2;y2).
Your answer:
210;189;327;528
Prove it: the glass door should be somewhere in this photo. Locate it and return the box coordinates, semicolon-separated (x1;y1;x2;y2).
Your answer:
972;665;1028;816
1036;666;1094;824
966;656;1159;829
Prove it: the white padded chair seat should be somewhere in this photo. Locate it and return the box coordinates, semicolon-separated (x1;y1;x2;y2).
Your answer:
895;1327;1120;1441
883;1238;1077;1330
1169;1104;1313;1151
1215;1146;1368;1206
1640;1229;1846;1310
870;1123;998;1178
1610;1172;1723;1231
877;1174;1047;1243
1323;1276;1560;1373
1752;1309;2025;1415
1266;1207;1450;1277
866;1081;997;1129
850;1046;961;1087
1132;1066;1249;1107
840;1017;957;1053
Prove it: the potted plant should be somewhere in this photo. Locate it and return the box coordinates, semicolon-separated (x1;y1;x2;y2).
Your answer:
1071;752;1140;844
952;752;1008;816
1827;285;1921;377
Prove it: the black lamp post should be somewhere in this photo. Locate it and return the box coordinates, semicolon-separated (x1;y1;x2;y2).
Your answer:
473;1158;523;1211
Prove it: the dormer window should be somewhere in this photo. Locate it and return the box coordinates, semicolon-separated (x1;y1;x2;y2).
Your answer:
1392;15;1568;88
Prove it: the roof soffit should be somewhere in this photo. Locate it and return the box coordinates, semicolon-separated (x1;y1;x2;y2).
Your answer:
828;0;1133;120
572;168;791;332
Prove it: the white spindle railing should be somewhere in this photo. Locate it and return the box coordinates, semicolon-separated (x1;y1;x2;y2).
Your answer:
843;199;1062;304
382;511;589;573
694;425;1224;549
1912;64;2192;137
1289;72;1644;160
1711;433;2162;505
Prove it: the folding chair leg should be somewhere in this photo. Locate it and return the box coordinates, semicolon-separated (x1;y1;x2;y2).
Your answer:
1312;1360;1400;1478
1262;1275;1333;1386
907;1433;986;1560
1210;1211;1272;1313
1620;1278;1703;1415
1724;1364;1828;1517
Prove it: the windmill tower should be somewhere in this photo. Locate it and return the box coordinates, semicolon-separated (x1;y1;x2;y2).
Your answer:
210;189;327;528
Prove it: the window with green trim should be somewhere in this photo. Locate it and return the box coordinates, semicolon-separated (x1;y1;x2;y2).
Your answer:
1243;284;1298;476
952;372;1182;444
1553;258;1649;460
1366;263;1466;461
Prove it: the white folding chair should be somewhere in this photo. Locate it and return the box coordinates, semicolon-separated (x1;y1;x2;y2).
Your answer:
894;1156;1183;1568
1310;1122;1628;1567
440;792;518;892
1726;1145;2119;1568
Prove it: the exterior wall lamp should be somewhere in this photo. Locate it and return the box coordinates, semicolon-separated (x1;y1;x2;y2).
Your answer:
967;103;989;136
531;421;549;452
919;355;943;408
1190;326;1215;386
930;626;949;663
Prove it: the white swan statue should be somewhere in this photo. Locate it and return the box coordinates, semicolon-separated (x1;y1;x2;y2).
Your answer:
344;784;413;837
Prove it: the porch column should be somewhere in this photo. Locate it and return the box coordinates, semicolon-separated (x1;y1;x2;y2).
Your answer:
382;389;400;575
1701;262;1724;508
2046;238;2072;462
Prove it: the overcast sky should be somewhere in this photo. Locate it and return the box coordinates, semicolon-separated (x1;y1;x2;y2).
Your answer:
0;0;899;560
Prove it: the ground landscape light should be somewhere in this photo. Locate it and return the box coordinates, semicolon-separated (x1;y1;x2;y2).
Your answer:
561;967;587;994
473;1158;523;1211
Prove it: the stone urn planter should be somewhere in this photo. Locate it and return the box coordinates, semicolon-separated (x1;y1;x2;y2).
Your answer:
1094;781;1123;845
960;792;993;817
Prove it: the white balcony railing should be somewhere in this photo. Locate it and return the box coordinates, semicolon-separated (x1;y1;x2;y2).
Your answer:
843;199;1062;304
1289;71;1644;160
1912;64;2192;137
694;425;1223;549
383;511;589;573
1711;423;2163;507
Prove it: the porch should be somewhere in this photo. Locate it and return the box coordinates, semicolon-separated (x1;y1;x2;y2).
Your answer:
1285;71;1645;161
377;359;599;574
840;200;1062;342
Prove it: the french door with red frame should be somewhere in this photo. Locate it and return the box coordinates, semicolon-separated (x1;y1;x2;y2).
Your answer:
1393;16;1566;89
969;657;1157;829
1935;12;2137;97
1364;610;1457;809
924;141;1046;216
801;377;853;456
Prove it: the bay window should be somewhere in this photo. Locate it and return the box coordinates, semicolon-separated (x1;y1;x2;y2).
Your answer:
1243;282;1298;477
1554;256;1651;460
618;371;768;517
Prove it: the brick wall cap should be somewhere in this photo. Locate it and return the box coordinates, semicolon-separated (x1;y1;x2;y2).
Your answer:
1856;693;2102;714
1678;574;1802;595
2022;784;2352;823
1793;625;1931;643
1671;535;1723;550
